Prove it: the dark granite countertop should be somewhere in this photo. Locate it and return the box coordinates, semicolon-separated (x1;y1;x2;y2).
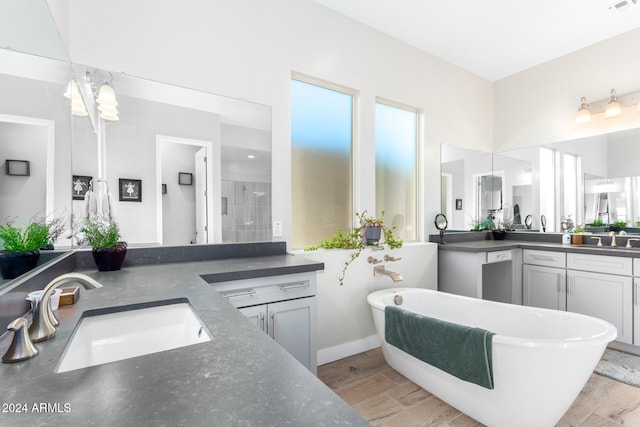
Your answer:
0;256;368;426
438;239;640;258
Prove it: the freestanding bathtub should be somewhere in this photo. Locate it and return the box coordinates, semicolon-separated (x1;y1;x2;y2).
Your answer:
368;288;617;427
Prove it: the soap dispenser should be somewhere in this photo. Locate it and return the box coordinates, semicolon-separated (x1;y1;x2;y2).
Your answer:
562;232;571;245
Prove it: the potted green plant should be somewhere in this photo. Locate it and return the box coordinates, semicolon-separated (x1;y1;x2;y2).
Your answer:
81;217;127;271
0;221;50;279
610;221;627;233
305;211;403;286
572;226;585;245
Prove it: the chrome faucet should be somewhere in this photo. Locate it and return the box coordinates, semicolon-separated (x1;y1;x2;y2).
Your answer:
28;273;103;343
374;265;404;282
609;231;617;247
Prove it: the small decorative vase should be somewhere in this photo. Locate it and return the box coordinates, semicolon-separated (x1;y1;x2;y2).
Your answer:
491;230;507;240
364;226;382;245
572;234;583;245
92;242;127;271
0;249;40;279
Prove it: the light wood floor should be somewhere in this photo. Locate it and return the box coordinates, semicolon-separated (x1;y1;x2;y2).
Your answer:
318;347;640;426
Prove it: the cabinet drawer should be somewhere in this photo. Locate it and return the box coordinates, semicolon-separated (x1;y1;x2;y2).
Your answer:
487;250;512;263
523;250;566;268
209;272;317;308
567;253;632;276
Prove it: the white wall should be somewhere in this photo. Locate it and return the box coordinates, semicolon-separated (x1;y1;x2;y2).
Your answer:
292;243;437;364
67;0;493;242
494;28;640;152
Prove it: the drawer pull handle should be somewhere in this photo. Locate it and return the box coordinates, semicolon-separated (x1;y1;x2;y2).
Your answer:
531;255;556;261
270;312;276;338
223;289;256;299
280;283;308;291
559;275;564;293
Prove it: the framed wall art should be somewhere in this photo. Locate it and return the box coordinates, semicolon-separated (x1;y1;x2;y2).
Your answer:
119;178;142;202
6;159;30;176
72;175;92;200
178;172;193;185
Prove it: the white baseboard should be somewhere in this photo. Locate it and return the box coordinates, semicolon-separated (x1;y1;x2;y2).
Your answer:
317;334;381;366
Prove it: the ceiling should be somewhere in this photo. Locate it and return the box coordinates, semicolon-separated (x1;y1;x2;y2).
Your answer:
312;0;640;81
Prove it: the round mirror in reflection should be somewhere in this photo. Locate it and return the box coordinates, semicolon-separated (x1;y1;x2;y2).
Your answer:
434;213;448;230
434;213;448;244
524;214;533;229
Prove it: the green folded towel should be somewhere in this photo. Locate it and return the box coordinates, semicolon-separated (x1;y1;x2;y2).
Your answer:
385;305;495;389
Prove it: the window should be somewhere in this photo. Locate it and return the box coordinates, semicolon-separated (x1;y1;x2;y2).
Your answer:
539;147;556;231
291;77;354;248
375;101;418;241
562;153;579;227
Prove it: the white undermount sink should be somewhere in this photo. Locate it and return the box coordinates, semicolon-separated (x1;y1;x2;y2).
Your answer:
56;299;212;373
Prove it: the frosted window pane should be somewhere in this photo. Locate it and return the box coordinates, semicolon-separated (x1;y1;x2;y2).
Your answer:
291;79;352;248
375;102;417;241
563;153;577;223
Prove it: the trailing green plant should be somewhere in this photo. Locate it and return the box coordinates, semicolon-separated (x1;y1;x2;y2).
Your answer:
81;217;121;249
0;221;50;252
305;211;403;286
613;221;627;228
589;219;605;227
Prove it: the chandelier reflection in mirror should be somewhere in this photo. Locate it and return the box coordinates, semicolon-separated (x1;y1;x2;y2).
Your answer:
64;67;119;121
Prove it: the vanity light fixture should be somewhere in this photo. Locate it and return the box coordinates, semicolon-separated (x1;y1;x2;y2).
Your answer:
575;97;591;124
96;83;119;121
576;87;640;124
63;79;88;117
604;89;622;119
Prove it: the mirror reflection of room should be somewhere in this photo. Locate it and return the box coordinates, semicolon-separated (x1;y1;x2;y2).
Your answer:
442;127;640;235
68;65;272;246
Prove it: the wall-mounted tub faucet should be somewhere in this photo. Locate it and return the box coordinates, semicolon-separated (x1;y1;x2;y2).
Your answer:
367;256;382;264
374;265;403;282
29;273;103;343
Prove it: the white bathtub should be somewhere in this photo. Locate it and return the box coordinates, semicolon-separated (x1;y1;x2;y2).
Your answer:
368;288;617;427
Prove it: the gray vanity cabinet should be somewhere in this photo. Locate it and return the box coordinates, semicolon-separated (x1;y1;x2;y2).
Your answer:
239;297;317;374
566;253;633;345
213;272;318;374
523;250;632;344
523;250;566;310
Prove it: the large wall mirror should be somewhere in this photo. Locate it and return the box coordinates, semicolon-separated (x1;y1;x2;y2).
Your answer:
442;127;640;234
0;0;71;288
69;65;272;246
0;1;272;290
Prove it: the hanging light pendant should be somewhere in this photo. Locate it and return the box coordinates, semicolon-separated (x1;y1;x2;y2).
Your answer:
96;84;119;121
604;89;622;119
64;79;88;117
576;96;592;123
